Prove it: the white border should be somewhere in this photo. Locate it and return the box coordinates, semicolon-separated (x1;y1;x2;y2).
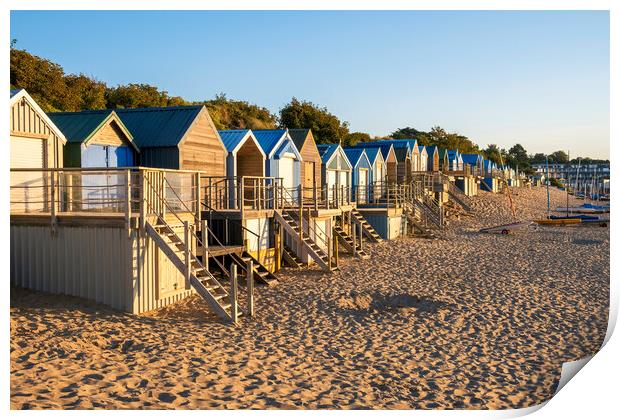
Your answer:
3;2;616;419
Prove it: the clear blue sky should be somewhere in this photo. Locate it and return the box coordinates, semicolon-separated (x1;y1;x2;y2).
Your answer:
10;10;610;159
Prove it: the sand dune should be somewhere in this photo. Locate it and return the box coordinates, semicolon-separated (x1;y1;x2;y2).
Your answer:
10;186;609;409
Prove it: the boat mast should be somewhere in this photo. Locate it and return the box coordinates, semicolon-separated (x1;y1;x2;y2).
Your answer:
566;151;569;217
546;155;551;218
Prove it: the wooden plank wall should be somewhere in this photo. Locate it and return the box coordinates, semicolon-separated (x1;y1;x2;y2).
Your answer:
90;120;130;147
10;98;63;168
180;111;226;177
298;132;322;194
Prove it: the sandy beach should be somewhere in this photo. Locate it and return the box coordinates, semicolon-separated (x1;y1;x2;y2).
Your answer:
10;186;609;409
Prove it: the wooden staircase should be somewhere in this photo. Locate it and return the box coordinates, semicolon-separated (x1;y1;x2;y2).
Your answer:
228;251;278;286
282;244;303;268
447;181;473;212
350;209;383;242
333;225;370;259
401;204;436;238
145;221;234;322
274;210;333;272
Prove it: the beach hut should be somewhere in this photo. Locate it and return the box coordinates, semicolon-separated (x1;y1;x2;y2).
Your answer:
219;129;266;208
425;145;440;172
317;144;352;204
10;89;67;169
48;110;138;168
10;89;68;213
115;106;226;177
288;129;322;201
344;148;372;203
438;148;450;171
461;153;484;176
447;150;463;171
356;140;412;183
253;129;302;196
48;110;139;211
418;146;428;172
364;146;387;189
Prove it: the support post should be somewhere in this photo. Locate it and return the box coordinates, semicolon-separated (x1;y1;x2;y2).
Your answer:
333;226;339;267
139;170;146;232
50;170;57;234
327;233;333;271
246;259;254;317
352;219;357;257
184;221;191;289
274;223;281;272
201;219;209;271
195;172;201;221
125;169;131;237
230;264;238;324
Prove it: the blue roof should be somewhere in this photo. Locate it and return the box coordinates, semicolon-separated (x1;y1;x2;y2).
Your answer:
363;147;382;165
218;129;251;152
358;139;413;151
447;150;460;161
418;145;426;153
461;153;482;165
114;106;204;148
344;148;365;167
317;143;340;163
425;145;437;155
253;129;287;155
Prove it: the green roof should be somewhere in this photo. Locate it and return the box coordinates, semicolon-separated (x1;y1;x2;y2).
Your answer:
49;109;118;144
115;106;204;148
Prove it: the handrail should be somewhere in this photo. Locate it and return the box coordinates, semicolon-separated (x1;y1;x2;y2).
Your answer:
142;173;228;276
201;200;260;238
279;184;333;257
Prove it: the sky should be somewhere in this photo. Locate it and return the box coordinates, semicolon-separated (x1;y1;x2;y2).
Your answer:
10;10;610;159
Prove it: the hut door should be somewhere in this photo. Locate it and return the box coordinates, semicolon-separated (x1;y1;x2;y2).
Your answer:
10;136;47;212
358;169;369;203
327;170;336;202
304;162;315;200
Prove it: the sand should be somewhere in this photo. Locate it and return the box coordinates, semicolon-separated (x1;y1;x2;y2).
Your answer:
10;186;610;409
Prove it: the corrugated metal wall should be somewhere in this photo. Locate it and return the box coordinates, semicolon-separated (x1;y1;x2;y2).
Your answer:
139;147;179;169
11;224;133;311
10;223;193;314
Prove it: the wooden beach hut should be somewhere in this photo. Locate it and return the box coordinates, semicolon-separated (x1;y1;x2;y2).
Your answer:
49;110;138;168
461;153;484;177
426;145;440;172
418;146;428;172
447;150;464;171
10;89;67;212
116;106;226;176
253;129;302;201
219;129;266;209
364;147;387;191
317;144;352;204
10;89;66;169
344;148;372;204
48;110;139;211
438;148;450;171
356;140;411;183
288;129;322;202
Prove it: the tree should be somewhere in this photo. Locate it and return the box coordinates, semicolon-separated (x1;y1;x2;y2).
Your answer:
64;74;107;111
549;150;569;163
279;98;349;144
506;143;531;172
482;144;505;165
530;153;547;164
10;48;69;112
343;132;371;147
202;93;277;130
